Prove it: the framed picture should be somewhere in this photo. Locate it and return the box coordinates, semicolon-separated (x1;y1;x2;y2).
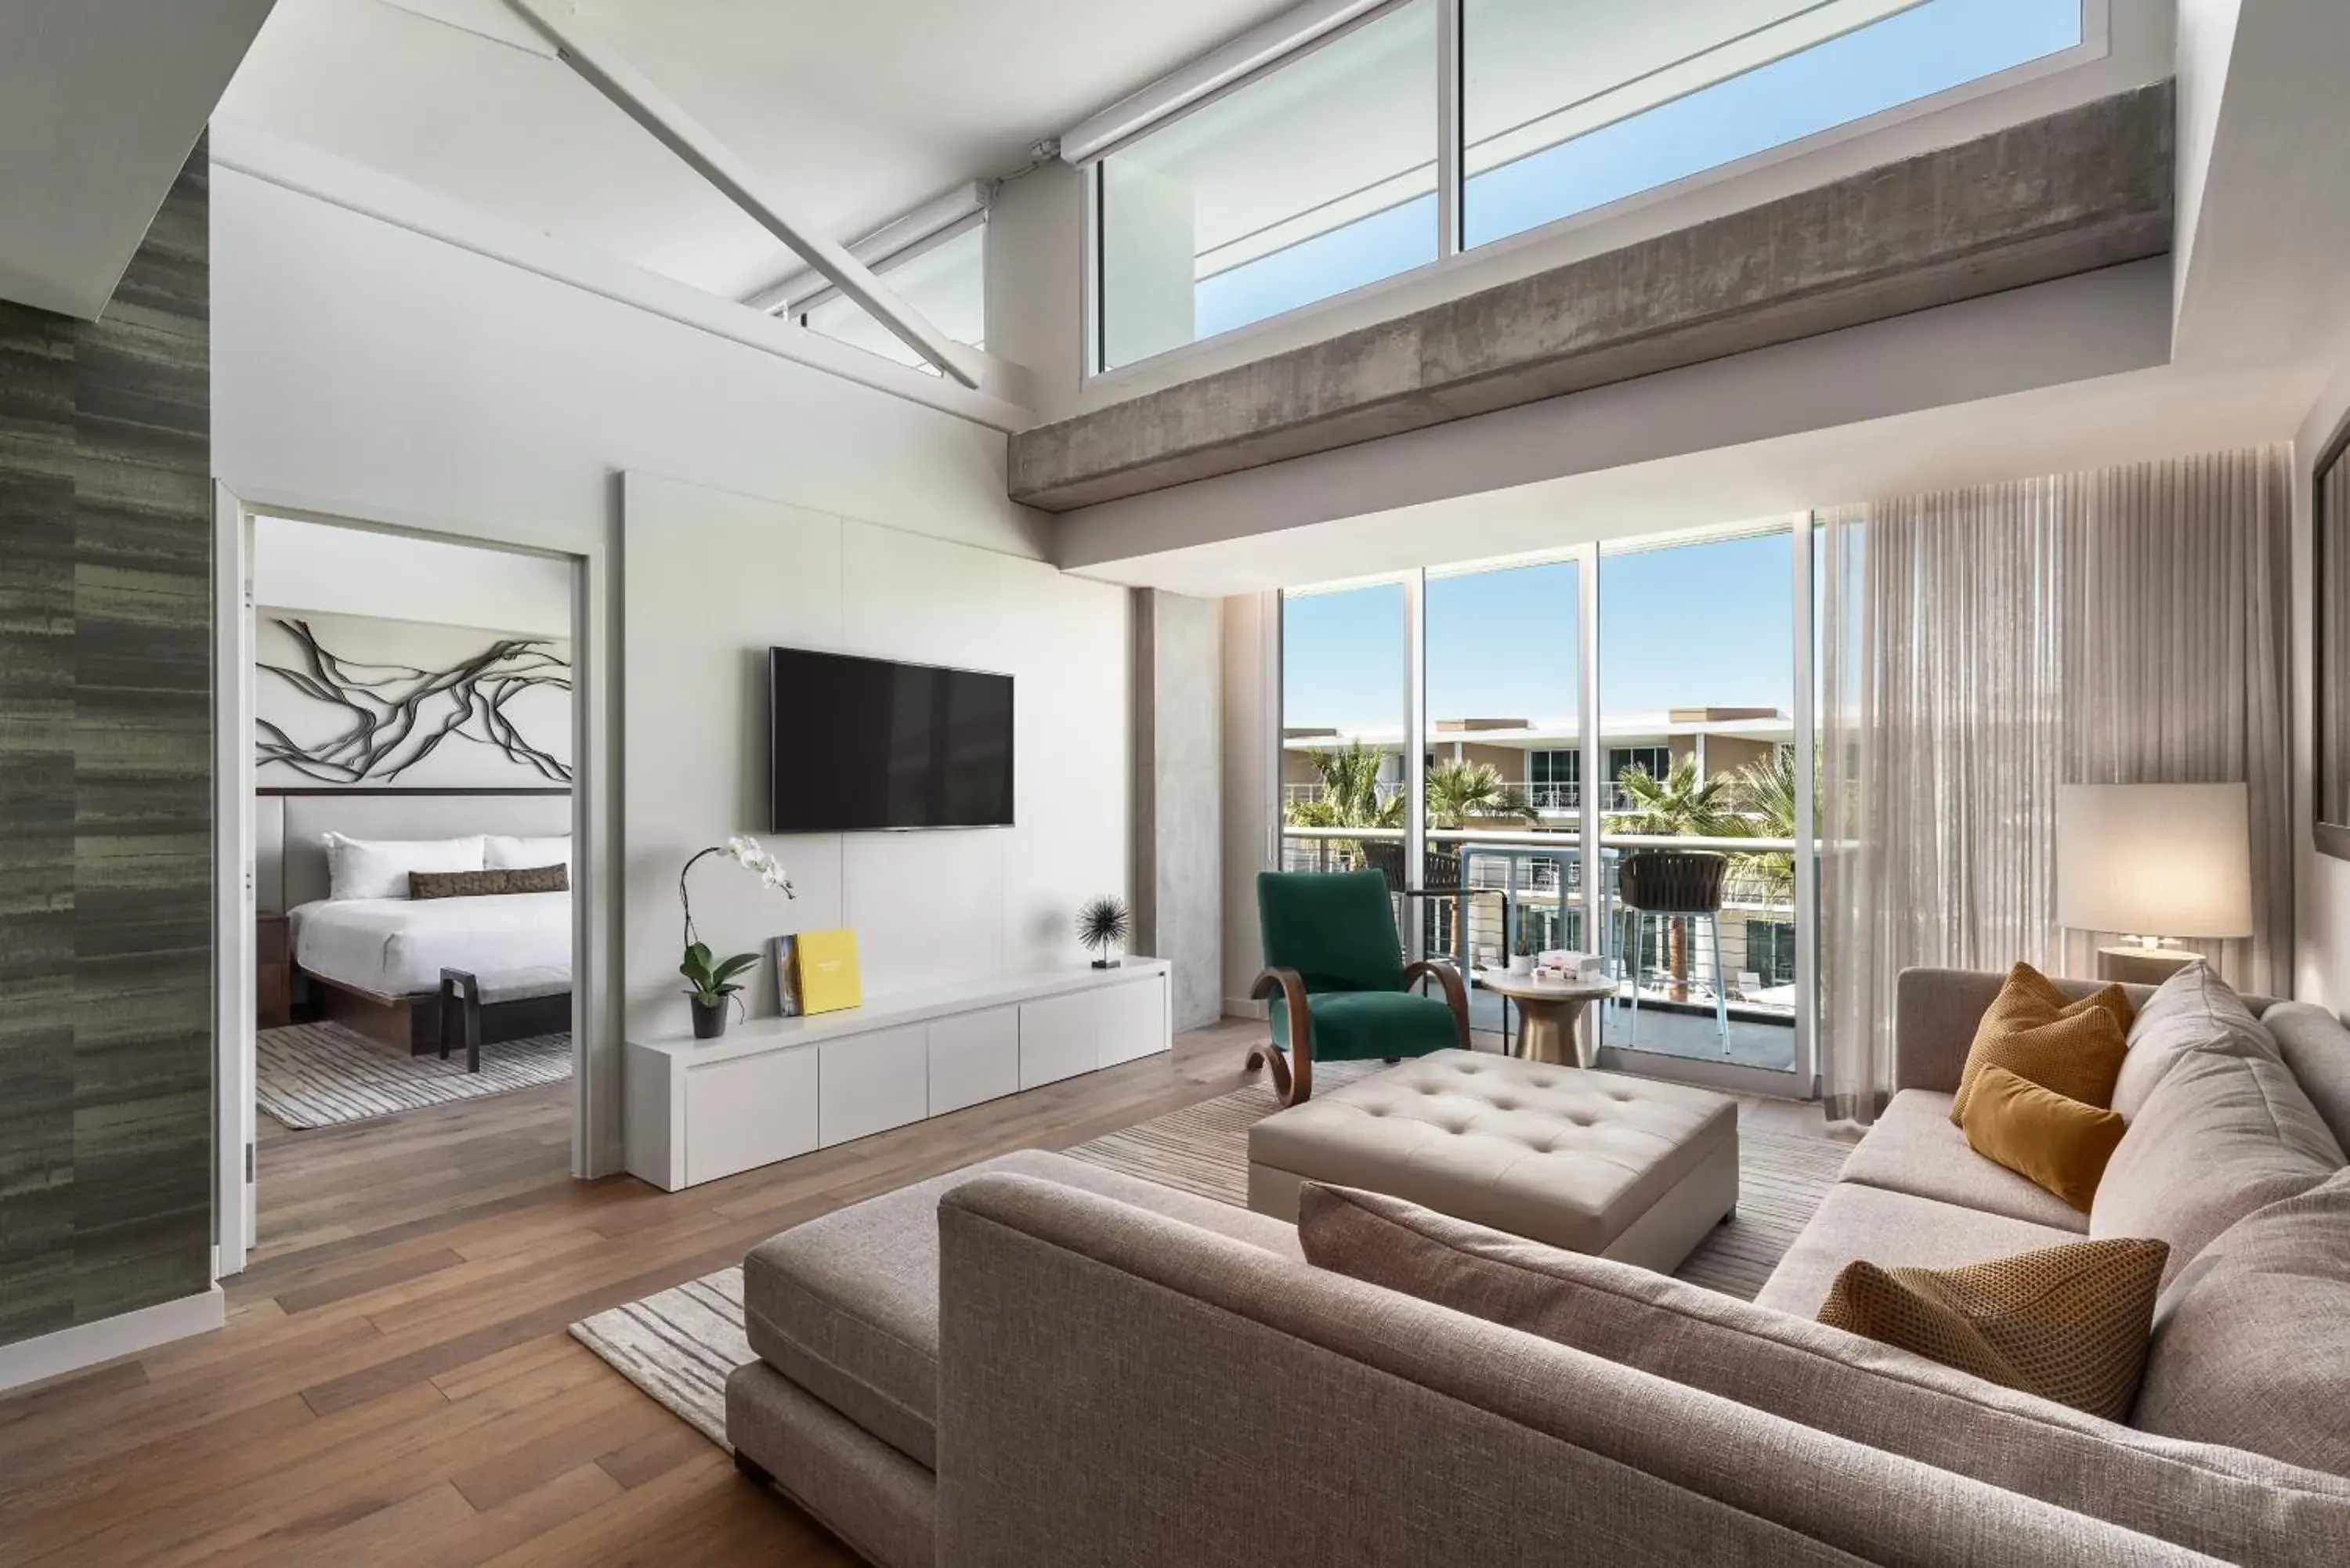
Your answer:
2316;413;2350;860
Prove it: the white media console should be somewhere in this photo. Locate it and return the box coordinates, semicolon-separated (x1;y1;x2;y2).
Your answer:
623;959;1172;1190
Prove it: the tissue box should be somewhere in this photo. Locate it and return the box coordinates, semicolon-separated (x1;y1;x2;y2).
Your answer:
1538;949;1605;977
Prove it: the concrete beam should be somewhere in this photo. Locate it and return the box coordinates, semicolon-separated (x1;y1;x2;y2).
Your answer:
1011;82;2175;512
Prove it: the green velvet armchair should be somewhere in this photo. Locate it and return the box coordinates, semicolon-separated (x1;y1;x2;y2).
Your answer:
1246;869;1471;1106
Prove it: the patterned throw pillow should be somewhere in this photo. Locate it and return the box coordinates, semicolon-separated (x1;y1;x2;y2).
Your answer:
1817;1238;2168;1420
408;864;568;899
1949;962;2133;1125
500;863;568;894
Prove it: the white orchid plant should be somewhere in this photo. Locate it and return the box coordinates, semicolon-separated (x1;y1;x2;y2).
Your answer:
678;835;795;1014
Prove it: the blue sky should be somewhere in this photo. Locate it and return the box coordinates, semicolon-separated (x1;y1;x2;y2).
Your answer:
1284;533;1799;733
1194;0;2081;341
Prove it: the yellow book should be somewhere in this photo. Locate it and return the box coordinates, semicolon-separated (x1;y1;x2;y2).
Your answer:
793;928;862;1016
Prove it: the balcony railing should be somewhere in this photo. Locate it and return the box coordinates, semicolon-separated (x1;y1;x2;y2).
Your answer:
1276;826;1802;1031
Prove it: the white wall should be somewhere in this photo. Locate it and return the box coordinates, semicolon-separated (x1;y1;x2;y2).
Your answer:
620;473;1129;1041
210;143;1115;1172
2294;356;2350;1013
1219;591;1276;1015
254;514;573;635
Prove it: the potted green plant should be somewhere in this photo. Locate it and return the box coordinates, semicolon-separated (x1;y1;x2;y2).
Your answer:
678;836;794;1039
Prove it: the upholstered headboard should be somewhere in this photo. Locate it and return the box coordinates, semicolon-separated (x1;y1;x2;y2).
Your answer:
258;792;573;912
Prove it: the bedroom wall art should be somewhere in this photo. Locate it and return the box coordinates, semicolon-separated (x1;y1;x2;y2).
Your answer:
255;609;574;788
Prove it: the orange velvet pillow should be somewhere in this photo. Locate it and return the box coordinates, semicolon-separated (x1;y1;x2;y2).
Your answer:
1948;963;2132;1126
1961;1065;2128;1212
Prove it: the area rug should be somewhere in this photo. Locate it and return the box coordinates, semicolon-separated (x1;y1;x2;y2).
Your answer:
257;1020;573;1129
572;1068;1850;1450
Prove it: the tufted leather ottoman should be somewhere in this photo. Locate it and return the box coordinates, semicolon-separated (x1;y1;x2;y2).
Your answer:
1249;1050;1739;1273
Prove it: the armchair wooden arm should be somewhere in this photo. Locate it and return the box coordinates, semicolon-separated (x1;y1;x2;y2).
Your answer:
1401;958;1473;1051
1246;966;1312;1106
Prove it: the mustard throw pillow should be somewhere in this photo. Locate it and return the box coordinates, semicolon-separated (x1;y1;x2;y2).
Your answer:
1948;962;2133;1125
1817;1239;2168;1420
1961;1065;2128;1213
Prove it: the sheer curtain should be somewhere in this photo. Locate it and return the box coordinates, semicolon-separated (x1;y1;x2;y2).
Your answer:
1820;448;2290;1125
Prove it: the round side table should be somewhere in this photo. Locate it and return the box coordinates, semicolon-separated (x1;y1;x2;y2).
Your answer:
1474;970;1618;1068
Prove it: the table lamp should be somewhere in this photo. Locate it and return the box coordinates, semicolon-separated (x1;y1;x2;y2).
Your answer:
2055;783;2254;983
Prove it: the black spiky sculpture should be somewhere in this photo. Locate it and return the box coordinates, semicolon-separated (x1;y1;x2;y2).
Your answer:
1076;897;1130;969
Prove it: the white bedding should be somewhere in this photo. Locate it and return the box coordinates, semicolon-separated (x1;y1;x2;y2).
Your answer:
290;892;573;999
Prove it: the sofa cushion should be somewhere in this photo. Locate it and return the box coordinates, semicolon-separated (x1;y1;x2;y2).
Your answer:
740;1147;1301;1469
1296;1182;2350;1564
2134;1169;2350;1476
2115;963;2277;1120
1960;1067;2128;1214
2259;1001;2350;1152
1816;1239;2166;1419
1756;1181;2081;1319
1950;963;2131;1125
1835;1089;2089;1233
2091;1045;2345;1288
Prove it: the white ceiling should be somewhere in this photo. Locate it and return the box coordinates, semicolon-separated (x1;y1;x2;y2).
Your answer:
0;0;277;317
219;0;1301;301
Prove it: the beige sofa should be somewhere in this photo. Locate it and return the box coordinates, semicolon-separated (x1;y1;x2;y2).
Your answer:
729;966;2350;1566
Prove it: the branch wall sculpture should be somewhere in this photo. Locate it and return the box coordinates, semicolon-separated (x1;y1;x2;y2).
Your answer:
256;616;574;784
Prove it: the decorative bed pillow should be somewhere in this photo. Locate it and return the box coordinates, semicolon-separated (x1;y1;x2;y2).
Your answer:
485;833;571;872
2134;1169;2350;1476
323;833;484;901
2092;1043;2345;1288
408;864;568;900
1949;962;2132;1125
1816;1239;2168;1420
2113;962;2278;1120
1960;1065;2127;1213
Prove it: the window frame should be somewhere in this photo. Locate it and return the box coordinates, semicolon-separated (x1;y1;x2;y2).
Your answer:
1080;0;2106;381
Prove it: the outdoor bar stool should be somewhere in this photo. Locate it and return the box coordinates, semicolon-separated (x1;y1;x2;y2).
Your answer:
1614;850;1731;1046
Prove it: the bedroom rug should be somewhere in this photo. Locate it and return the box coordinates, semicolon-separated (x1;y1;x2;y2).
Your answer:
571;1069;1851;1450
257;1020;573;1129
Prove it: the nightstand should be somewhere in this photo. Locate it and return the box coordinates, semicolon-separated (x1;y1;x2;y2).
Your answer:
257;912;291;1028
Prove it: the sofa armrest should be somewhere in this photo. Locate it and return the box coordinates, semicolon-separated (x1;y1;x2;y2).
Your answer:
1893;968;2009;1093
935;1174;2212;1568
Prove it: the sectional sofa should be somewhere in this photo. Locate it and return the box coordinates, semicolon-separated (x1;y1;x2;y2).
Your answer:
727;965;2350;1566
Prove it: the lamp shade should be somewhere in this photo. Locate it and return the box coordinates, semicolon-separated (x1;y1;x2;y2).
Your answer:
2056;783;2254;939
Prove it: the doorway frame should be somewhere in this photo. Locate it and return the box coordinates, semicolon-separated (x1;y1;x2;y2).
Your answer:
212;492;613;1277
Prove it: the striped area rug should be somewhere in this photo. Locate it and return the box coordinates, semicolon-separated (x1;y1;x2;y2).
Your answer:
257;1021;573;1129
572;1069;1848;1451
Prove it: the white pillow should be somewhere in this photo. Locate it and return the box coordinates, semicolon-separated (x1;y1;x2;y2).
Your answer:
485;833;572;873
324;833;486;901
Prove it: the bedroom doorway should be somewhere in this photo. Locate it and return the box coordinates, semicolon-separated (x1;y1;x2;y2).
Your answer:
216;500;591;1275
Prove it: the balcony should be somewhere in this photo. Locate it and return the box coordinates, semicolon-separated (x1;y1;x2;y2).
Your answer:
1278;825;1799;1073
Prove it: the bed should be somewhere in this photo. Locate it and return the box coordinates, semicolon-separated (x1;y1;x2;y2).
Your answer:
260;791;575;1053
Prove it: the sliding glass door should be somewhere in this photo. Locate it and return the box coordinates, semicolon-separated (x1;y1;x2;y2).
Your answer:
1276;522;1818;1095
1595;526;1799;1074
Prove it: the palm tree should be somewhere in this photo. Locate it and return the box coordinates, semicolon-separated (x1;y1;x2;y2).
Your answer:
1424;759;1531;829
1601;754;1743;837
1283;742;1401;871
1726;745;1802;901
1289;742;1401;829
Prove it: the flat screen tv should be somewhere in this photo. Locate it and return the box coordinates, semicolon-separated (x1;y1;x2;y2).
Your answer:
768;648;1014;833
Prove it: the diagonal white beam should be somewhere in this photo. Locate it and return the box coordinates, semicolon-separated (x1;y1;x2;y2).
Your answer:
499;0;984;388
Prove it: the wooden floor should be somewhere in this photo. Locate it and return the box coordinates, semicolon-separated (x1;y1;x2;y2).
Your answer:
0;1023;1832;1566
